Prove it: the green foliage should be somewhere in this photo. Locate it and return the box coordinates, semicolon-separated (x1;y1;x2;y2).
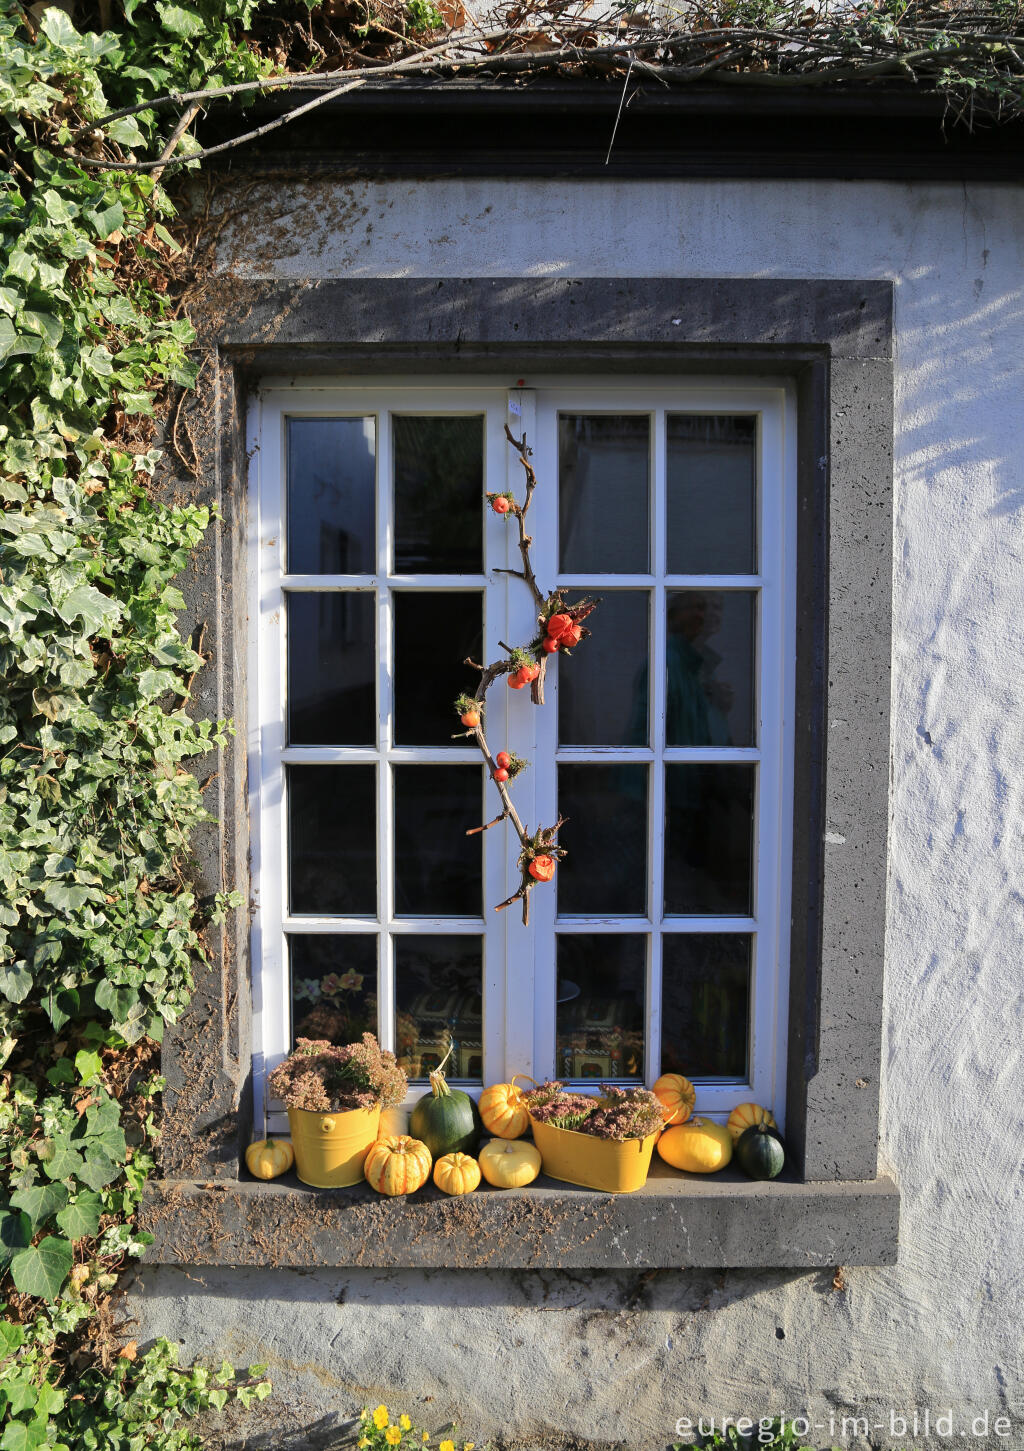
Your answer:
0;0;274;1444
405;0;443;31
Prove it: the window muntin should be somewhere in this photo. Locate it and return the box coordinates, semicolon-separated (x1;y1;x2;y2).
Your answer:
251;381;794;1131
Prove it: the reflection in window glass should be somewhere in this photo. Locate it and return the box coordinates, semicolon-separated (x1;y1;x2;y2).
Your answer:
667;415;757;575
393;766;482;917
394;935;482;1082
287;593;375;746
664;765;755;915
661;935;750;1079
558;765;648;917
558;591;649;747
393;592;482;746
286;418;375;575
289;766;376;916
394;416;483;573
665;591;755;747
556;934;645;1080
559;415;649;573
289;935;377;1048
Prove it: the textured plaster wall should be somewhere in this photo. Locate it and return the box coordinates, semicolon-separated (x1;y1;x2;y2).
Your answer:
127;180;1024;1449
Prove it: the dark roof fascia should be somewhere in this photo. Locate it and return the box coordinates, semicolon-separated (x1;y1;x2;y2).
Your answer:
199;79;1024;181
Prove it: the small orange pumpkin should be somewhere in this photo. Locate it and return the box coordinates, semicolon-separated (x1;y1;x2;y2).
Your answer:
479;1079;530;1139
652;1073;696;1126
727;1103;777;1143
363;1135;432;1196
245;1138;295;1180
433;1151;481;1196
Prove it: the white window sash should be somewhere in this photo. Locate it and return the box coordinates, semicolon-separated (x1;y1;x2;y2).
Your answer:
249;378;795;1133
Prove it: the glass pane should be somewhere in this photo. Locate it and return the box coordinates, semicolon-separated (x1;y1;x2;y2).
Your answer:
558;591;649;747
556;934;645;1080
394;416;483;573
665;765;754;915
667;415;757;575
666;590;755;747
558;765;647;917
661;935;750;1079
394;935;482;1082
286;417;375;575
288;766;376;916
393;592;483;746
290;935;376;1047
287;593;375;746
559;415;649;573
394;766;482;916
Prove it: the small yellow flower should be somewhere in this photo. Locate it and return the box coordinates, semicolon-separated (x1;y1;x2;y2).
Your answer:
440;1440;456;1451
464;1443;475;1449
422;1434;429;1444
401;1415;412;1431
374;1406;390;1430
386;1428;402;1446
359;1440;369;1448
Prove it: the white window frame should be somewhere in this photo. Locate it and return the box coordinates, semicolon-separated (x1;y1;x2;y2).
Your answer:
248;376;796;1135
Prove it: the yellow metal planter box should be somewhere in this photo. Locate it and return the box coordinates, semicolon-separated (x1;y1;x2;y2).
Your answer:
529;1114;659;1193
288;1104;382;1188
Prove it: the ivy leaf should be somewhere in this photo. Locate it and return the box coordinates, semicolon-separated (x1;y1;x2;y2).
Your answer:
94;978;138;1021
10;1235;73;1303
0;318;41;365
106;116;147;147
0;962;32;1004
43;988;79;1032
10;1182;69;1231
75;1151;119;1192
38;7;82;45
0;1320;24;1355
53;583;120;635
0;1417;48;1451
55;1191;103;1240
45;1057;76;1086
20;311;63;348
40;1138;85;1183
156;1;206;34
0;1209;31;1271
74;1048;102;1084
84;200;124;239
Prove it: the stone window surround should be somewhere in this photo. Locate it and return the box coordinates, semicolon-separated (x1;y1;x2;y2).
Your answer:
142;277;899;1270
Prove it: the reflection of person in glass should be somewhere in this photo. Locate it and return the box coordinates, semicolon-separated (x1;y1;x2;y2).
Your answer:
666;592;732;747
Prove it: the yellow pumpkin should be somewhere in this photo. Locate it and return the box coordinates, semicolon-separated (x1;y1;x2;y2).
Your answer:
478;1137;542;1188
652;1072;696;1126
245;1138;295;1180
657;1117;733;1174
363;1135;432;1196
433;1151;481;1196
478;1079;530;1139
727;1102;777;1143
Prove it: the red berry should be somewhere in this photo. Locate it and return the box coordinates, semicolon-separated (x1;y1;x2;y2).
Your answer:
495;751;511;770
546;613;572;640
492;496;510;515
508;676;525;690
460;710;480;728
542;636;560;654
493;767;509;783
514;666;532;686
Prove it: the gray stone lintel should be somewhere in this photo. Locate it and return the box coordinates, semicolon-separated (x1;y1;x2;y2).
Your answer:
140;1163;899;1270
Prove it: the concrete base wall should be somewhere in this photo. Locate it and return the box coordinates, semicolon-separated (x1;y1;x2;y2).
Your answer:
127;178;1024;1449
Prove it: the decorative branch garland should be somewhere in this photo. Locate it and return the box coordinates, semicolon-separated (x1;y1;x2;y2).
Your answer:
453;426;598;926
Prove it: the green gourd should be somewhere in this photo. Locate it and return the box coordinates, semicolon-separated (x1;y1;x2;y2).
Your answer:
735;1122;786;1180
409;1049;481;1160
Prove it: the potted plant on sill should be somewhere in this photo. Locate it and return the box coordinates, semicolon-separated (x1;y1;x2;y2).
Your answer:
266;1034;407;1188
522;1081;664;1193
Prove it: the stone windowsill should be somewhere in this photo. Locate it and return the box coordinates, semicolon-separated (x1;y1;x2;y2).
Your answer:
140;1160;899;1270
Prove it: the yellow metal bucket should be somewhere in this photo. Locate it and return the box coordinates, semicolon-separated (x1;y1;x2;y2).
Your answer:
288;1104;382;1188
529;1114;659;1193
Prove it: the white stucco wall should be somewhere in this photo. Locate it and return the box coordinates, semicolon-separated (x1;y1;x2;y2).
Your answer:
130;179;1024;1449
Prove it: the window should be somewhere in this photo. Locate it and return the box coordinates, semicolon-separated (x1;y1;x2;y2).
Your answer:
250;378;796;1134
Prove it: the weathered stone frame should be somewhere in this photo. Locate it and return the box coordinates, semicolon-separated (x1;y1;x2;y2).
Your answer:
145;277;897;1269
